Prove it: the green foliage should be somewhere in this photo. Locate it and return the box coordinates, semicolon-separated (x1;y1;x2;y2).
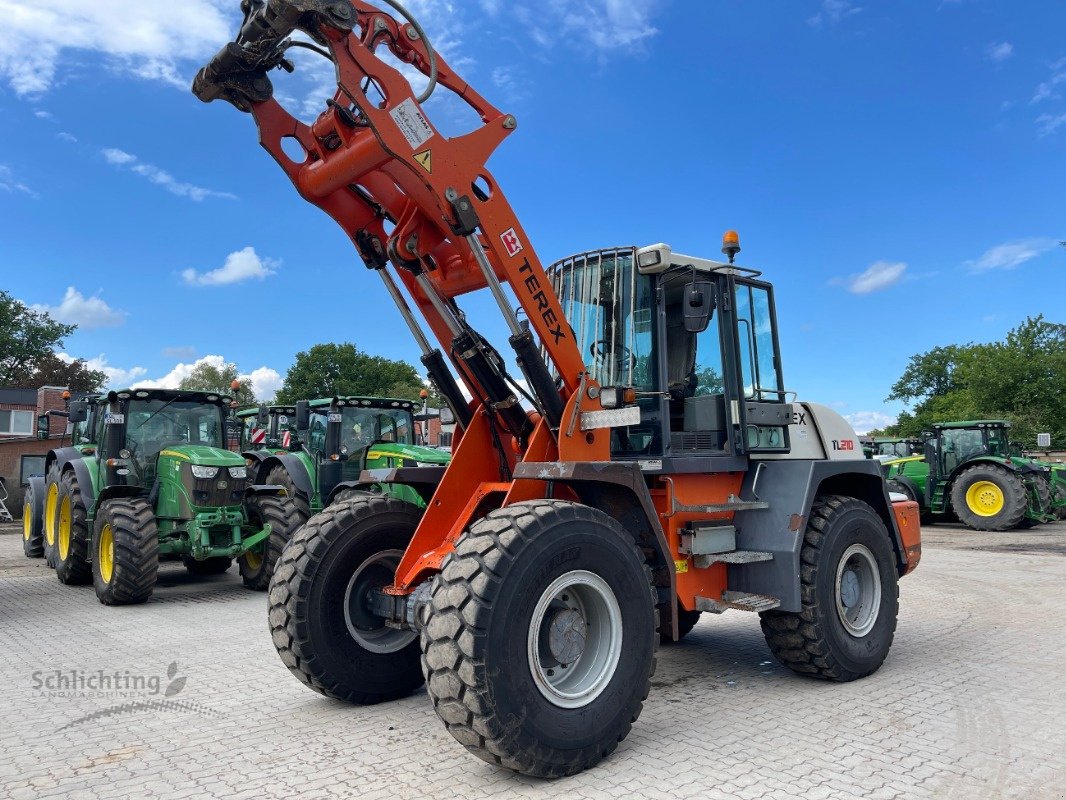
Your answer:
178;360;255;406
28;353;107;393
276;343;424;404
881;316;1066;446
0;290;76;386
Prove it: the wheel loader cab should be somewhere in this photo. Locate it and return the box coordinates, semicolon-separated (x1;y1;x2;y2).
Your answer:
548;244;791;465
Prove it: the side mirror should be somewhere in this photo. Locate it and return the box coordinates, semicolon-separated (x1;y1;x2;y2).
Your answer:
683;281;715;333
68;401;87;424
256;405;269;426
439;406;456;426
295;401;310;432
36;415;50;440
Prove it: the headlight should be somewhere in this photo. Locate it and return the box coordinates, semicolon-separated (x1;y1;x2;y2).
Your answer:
228;466;248;479
191;465;219;479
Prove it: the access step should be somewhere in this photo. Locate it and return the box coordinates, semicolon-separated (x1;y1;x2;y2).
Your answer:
695;591;781;614
693;550;774;569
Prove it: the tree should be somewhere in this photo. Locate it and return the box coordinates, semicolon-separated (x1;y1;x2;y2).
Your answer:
0;290;75;386
178;360;256;406
276;343;424;404
27;353;107;394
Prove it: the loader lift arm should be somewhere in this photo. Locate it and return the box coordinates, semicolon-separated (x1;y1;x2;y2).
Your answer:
194;0;628;591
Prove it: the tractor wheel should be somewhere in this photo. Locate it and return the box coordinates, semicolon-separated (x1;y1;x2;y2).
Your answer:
239;494;301;590
268;497;426;704
421;500;658;778
760;495;899;682
1054;482;1066;520
332;488;370;505
950;464;1028;531
43;464;61;567
92;498;159;606
265;465;311;525
661;604;701;644
55;471;92;585
22;481;45;558
1018;475;1053;529
182;556;232;576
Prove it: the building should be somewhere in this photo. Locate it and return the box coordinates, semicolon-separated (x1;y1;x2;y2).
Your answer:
0;386;72;518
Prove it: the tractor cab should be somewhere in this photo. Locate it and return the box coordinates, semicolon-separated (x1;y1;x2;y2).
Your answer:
923;421;1012;483
548;242;792;466
871;438;923;459
237;405;300;452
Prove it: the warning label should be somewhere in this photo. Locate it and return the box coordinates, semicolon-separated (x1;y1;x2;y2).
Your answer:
390;98;434;150
414;150;432;173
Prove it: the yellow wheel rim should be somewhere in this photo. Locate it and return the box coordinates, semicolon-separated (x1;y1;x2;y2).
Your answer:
243;548;263;571
58;496;72;560
45;482;58;547
966;480;1005;517
23;503;32;542
98;524;115;584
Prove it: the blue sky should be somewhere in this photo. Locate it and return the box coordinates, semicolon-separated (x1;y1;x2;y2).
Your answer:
0;0;1063;432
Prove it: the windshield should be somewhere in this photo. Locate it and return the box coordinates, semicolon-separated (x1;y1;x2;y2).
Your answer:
127;400;225;460
341;407;413;452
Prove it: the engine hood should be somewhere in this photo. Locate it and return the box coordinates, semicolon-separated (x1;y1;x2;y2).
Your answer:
366;442;451;465
159;445;244;467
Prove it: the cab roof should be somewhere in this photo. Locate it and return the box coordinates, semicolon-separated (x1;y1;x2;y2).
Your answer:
103;388;233;407
307;397;417;411
933;420;1011;430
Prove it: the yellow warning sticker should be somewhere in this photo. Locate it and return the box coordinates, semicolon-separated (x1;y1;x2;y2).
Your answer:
674;559;689;574
414;150;432;173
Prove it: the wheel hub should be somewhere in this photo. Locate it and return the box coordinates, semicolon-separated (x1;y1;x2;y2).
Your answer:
835;543;882;638
527;570;622;709
343;549;417;654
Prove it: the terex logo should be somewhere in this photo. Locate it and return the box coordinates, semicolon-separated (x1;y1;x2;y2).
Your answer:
500;228;524;257
518;259;566;345
792;410;808;426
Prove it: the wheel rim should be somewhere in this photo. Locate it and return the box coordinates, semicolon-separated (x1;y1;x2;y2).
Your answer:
343;549;417;654
45;483;58;546
98;524;115;583
835;544;882;638
23;503;32;542
58;496;72;560
527;570;623;709
242;548;263;571
966;480;1004;517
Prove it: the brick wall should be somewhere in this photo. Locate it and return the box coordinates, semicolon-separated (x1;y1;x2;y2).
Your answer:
36;387;70;437
0;436;60;518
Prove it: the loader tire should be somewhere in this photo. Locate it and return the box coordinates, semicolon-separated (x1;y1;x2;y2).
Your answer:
331;488;370;505
268;497;425;704
239;494;300;590
421;500;658;778
22;481;45;558
951;464;1028;531
93;498;159;606
760;495;899;682
182;556;232;576
55;471;92;586
661;605;701;644
44;465;62;568
265;465;312;524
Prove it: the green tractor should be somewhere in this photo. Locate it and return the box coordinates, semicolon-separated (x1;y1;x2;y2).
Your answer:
885;420;1057;531
239;396;451;523
26;388;301;605
870;437;923;460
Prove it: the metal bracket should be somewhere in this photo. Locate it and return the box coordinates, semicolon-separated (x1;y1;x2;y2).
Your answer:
580;406;641;432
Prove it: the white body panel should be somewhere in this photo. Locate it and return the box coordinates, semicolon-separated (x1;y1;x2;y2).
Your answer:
754;402;864;462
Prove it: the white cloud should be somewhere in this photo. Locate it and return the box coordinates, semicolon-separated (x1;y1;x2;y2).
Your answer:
57;352;147;387
548;0;661;50
102;147;236;202
182;247;279;287
0;164;37;198
845;411;896;435
31;287;126;329
243;366;283;402
34;109;52;119
834;261;907;294
968;238;1056;272
137;355;282;401
0;0;234;96
985;42;1013;62
808;0;861;28
56;132;77;143
1037;112;1066;137
162;346;198;361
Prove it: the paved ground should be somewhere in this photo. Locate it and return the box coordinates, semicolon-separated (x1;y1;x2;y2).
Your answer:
1;520;1064;800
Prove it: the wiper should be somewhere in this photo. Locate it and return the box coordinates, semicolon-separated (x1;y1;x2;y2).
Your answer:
137;398;178;430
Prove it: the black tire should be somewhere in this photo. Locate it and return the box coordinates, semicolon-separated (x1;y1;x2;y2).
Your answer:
182;556;232;576
950;464;1028;531
1018;475;1052;529
268;496;426;704
332;488;370;505
55;471;92;585
43;464;61;568
239;493;301;590
92;498;159;606
22;481;45;558
421;500;658;778
760;495;899;682
1053;480;1066;520
661;604;701;644
265;465;312;524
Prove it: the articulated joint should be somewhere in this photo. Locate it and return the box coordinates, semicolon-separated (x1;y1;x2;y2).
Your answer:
355;231;389;270
367;581;434;631
448;194;480;237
